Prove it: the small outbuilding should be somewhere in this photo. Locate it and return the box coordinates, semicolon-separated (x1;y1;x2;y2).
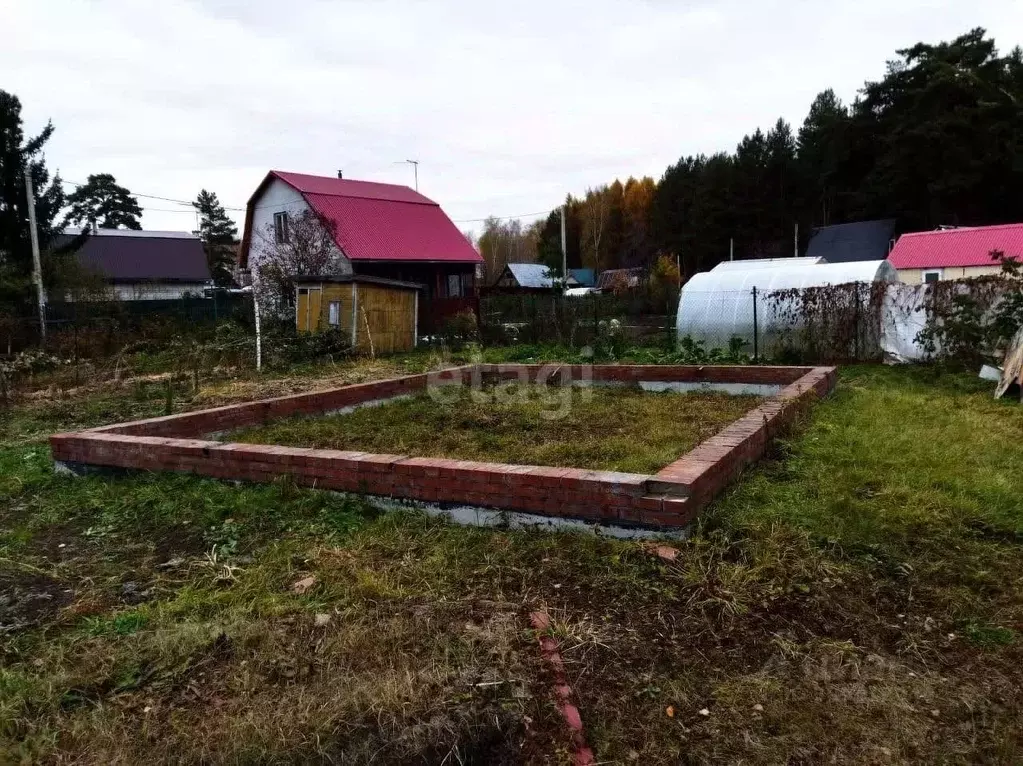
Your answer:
295;275;423;354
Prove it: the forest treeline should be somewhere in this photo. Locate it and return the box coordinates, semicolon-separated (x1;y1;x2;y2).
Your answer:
473;28;1023;282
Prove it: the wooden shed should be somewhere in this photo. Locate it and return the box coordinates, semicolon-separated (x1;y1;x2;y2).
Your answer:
295;275;422;354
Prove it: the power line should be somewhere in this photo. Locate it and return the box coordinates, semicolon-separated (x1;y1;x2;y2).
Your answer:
60;178;555;225
59;179;246;211
452;208;555;224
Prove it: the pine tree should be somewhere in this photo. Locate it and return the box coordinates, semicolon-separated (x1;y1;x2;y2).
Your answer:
853;28;1023;228
64;173;142;230
192;189;239;285
0;90;65;306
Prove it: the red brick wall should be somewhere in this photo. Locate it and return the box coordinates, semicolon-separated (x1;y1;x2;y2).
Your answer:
51;364;837;530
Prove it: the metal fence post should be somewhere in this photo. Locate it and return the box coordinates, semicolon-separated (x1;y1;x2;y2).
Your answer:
752;286;759;363
853;283;861;360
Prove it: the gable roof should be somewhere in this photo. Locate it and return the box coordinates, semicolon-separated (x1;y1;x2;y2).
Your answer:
887;224;1023;269
240;171;482;267
52;229;211;283
596;267;645;290
805;219;897;264
502;263;560;288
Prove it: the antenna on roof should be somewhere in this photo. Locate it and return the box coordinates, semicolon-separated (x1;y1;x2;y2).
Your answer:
394;159;419;191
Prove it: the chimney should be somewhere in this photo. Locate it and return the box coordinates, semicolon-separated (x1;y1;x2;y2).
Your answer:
337;169;343;179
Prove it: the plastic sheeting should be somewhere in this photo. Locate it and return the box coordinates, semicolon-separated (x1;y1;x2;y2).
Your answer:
676;260;899;352
880;283;931;362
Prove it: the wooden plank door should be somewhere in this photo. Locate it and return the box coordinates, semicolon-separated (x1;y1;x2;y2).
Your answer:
306;287;322;332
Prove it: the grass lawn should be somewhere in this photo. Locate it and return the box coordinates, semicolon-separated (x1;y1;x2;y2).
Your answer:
2;356;1023;764
229;385;758;474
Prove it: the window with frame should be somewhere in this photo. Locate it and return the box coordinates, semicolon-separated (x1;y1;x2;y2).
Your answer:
328;300;342;326
273;211;290;244
923;270;942;283
447;273;462;298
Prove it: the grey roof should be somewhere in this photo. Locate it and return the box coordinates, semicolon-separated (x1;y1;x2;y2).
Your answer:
63;227;198;239
293;274;424;290
805;219;897;264
52;230;211;283
504;263;558;288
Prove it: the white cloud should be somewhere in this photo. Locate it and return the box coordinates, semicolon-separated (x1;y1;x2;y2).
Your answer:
2;0;1021;233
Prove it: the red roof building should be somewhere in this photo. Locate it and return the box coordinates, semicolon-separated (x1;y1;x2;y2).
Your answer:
888;224;1023;283
240;171;482;303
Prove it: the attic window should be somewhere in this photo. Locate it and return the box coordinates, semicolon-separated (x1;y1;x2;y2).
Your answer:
273;212;290;244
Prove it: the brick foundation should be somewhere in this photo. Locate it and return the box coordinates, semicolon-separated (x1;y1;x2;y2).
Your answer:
50;364;837;531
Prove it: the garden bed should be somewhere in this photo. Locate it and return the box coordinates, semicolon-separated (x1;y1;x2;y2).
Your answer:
228;385;759;475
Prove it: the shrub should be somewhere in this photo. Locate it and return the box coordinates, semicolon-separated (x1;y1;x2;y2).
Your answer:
437;310;480;350
916;252;1023;367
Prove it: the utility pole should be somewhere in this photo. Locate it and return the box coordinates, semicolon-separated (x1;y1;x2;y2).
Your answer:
793;222;799;257
729;237;734;261
25;168;46;343
560;204;568;295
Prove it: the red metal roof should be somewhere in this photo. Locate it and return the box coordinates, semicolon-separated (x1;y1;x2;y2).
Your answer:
271;171;435;206
888;224;1023;269
251;171;482;264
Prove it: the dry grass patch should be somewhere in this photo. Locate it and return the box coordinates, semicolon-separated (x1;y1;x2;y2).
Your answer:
3;362;1023;763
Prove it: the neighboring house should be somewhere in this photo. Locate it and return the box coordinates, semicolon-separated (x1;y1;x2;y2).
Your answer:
492;263;580;292
805;219;897;263
887;224;1023;283
53;228;211;300
239;171;482;299
596;267;646;291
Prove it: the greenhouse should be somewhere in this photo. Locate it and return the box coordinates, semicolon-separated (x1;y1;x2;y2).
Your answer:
676;259;899;356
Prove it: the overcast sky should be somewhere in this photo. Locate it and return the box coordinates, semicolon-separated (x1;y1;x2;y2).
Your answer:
4;0;1022;234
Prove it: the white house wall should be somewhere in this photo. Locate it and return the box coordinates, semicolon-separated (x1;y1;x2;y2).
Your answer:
248;178;352;275
113;282;208;300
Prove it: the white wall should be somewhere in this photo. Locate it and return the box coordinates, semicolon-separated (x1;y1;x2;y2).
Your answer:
897;265;1003;284
248;178;351;275
112;282;208;300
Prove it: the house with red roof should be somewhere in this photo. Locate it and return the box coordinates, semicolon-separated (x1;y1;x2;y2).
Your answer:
887;224;1023;283
239;171;483;303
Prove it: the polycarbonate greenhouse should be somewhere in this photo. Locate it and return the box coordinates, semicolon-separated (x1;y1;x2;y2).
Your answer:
676;259;899;354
